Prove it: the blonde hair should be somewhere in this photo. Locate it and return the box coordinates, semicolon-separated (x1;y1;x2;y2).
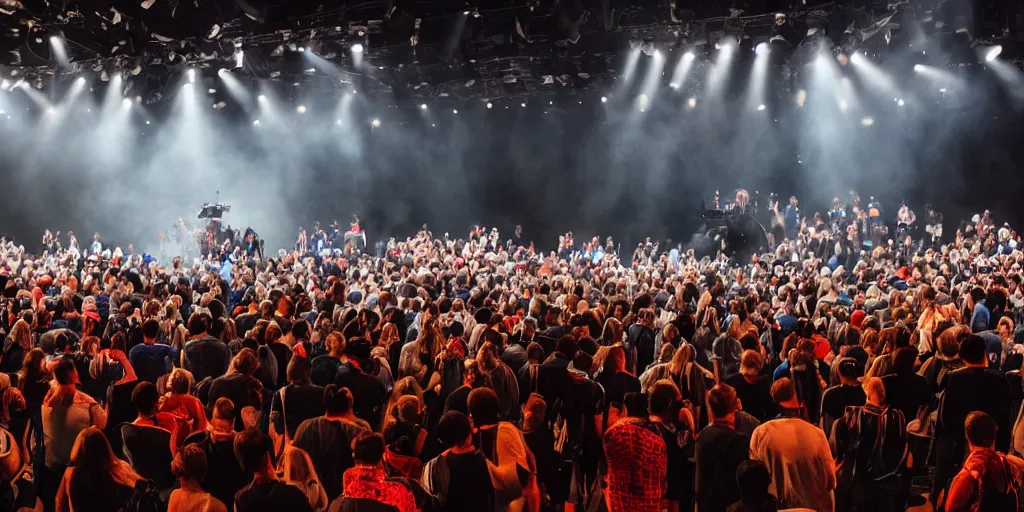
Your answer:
11;320;32;351
282;446;320;484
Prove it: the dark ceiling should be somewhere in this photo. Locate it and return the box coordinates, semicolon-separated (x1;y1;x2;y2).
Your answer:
0;0;1021;103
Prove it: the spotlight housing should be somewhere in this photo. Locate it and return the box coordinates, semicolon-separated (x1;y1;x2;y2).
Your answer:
352;43;364;53
986;45;1002;62
755;43;769;56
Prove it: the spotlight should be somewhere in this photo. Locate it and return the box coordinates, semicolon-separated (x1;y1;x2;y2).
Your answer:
122;98;132;108
453;109;458;114
486;102;493;109
253;119;260;126
188;69;196;83
146;120;150;124
796;89;807;107
757;104;766;111
715;43;721;50
420;104;427;110
258;95;267;102
815;55;829;66
669;83;679;89
463;10;470;15
371;118;381;127
986;45;1002;62
755;43;769;56
298;47;305;53
352;43;364;53
839;99;848;112
49;36;60;45
861;117;874;126
296;105;307;113
135;96;142;104
0;79;8;89
208;88;217;94
76;77;85;85
913;64;924;72
850;52;864;65
687;97;697;108
521;103;526;108
47;107;56;115
896;98;905;106
683;51;695;60
336;120;342;125
235;49;244;69
601;96;607;103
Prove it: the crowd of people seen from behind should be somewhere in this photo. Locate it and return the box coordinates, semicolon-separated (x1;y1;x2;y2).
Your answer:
0;200;1021;512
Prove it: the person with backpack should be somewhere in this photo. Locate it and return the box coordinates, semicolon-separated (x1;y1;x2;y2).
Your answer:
421;411;495;512
946;411;1024;512
829;377;909;512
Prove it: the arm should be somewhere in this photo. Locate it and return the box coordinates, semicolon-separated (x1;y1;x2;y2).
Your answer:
55;467;73;512
90;401;108;430
944;469;977;512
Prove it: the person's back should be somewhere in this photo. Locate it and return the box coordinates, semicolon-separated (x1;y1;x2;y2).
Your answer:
293;386;370;502
233;427;313;512
168;444;229;512
43;358;105;469
749;417;835;512
696;384;751;512
207;372;263;430
184;335;231;382
946;411;1024;512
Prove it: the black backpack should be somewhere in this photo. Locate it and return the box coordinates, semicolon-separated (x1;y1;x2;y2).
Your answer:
843;406;907;484
123;479;166;512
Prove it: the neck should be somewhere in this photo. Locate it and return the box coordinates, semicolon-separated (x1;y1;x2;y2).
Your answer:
144;337;156;345
742;373;759;384
966;361;987;369
713;414;736;429
180;478;204;492
57;383;76;393
449;443;475;455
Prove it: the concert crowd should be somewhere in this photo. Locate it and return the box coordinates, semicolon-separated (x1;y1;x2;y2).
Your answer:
0;193;1021;512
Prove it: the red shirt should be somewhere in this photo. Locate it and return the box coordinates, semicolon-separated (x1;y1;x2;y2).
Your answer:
342;465;417;512
603;419;667;512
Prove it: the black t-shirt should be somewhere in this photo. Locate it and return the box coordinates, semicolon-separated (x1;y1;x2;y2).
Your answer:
207;374;263;431
183;431;250;507
561;375;604;458
881;372;931;423
184;337;232;382
695;424;750;512
69;474;133;512
438;452;496;512
335;361;387;431
596;370;640;412
724;373;776;423
104;380;140;457
120;424;175;489
820;384;866;435
292;417;368;501
235;480;314;512
270;384;325;439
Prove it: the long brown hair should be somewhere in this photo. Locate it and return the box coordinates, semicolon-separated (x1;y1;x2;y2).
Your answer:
69;428;139;498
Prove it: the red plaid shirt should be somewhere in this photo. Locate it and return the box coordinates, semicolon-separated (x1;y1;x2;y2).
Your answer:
603;419;667;512
342;465;418;512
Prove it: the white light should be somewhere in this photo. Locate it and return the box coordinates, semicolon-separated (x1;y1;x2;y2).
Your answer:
796;89;807;107
714;43;721;50
549;100;553;105
371;118;381;127
463;10;470;15
816;55;829;66
49;36;60;45
188;69;196;83
757;104;766;111
47;108;56;115
336;120;342;125
431;123;436;127
521;102;526;108
420;103;427;110
850;52;864;65
939;88;947;93
683;51;695;60
653;50;662;59
298;47;305;53
486;102;493;109
0;80;8;89
296;105;307;113
146;120;151;124
258;95;267;102
861;117;874;126
253;119;260;126
669;83;679;89
913;64;924;72
453;109;458;114
76;77;85;85
839;99;848;112
352;43;364;53
235;50;244;68
755;43;769;55
687;97;696;108
601;96;607;103
897;98;905;106
122;98;132;108
208;88;217;94
986;45;1002;62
